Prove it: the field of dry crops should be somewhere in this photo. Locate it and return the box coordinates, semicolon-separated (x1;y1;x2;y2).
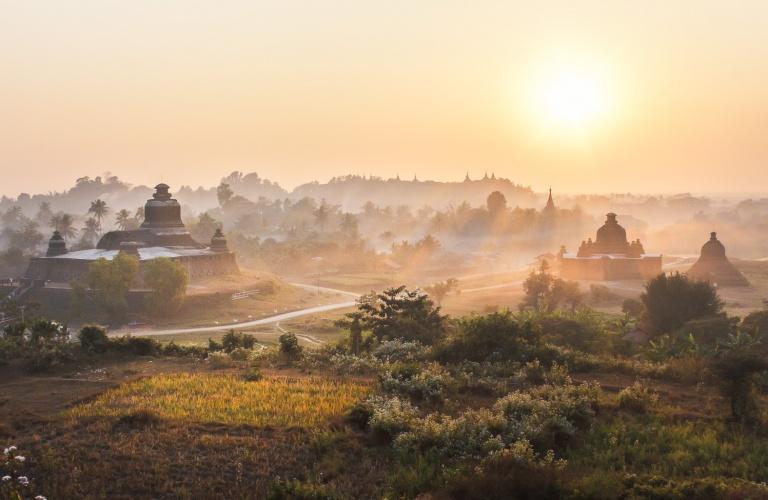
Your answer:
66;373;371;427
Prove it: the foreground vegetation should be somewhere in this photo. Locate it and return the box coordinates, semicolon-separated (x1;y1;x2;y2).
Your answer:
3;271;768;498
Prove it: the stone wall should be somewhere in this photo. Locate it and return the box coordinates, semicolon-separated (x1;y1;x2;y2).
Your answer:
560;255;662;281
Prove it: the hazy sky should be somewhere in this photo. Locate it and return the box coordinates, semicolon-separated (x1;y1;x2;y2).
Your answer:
1;1;767;197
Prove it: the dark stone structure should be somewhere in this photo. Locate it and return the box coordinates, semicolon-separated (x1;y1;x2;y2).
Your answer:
25;184;239;284
559;213;661;280
687;232;749;287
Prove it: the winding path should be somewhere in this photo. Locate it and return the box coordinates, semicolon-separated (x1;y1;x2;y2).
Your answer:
110;283;359;338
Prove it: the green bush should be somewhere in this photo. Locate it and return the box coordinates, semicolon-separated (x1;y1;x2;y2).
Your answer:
279;332;302;360
243;367;263;382
78;324;109;353
434;311;540;363
107;335;160;356
617;381;659;413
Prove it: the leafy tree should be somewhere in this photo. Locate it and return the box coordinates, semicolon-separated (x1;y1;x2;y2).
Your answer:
279;332;302;360
486;191;507;214
35;201;53;225
343;286;446;345
220;329;256;352
50;212;76;239
81;217;100;245
9;221;44;252
712;331;768;425
88;199;109;234
335;311;364;355
87;252;139;323
521;261;582;312
425;278;459;306
622;298;645;318
641;273;724;335
142;257;188;317
433;310;540;363
217;182;234;206
314;201;329;232
78;325;109;353
339;213;359;239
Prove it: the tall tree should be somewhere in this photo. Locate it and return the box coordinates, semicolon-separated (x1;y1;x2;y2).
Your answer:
142;257;188;317
88;199;109;234
114;209;135;230
50;212;76;239
87;252;139;323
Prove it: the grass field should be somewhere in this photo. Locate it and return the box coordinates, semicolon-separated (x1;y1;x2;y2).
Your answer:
66;373;371;427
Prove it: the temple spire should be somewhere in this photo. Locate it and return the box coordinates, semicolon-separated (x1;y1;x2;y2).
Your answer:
544;187;556;212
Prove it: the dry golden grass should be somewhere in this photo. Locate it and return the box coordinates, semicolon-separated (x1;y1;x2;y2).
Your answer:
66;373;370;427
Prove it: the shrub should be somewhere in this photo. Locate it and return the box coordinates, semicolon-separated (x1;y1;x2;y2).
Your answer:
207;351;235;369
268;479;336;500
641;273;723;335
372;338;426;363
434;311;540;363
221;330;257;352
379;362;449;402
244;367;263;382
229;347;251;361
23;342;77;372
366;396;419;441
78;325;109;353
617;381;659;413
279;332;302;361
447;440;566;500
108;336;160;356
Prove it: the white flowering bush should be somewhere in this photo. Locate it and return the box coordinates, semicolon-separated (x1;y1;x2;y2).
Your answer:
206;351;235;369
327;353;382;375
1;445;46;500
379;362;449;402
366;395;420;440
390;380;599;464
617;380;659;413
372;339;427;363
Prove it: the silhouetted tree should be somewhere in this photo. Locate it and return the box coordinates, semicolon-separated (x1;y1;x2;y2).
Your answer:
641;273;724;335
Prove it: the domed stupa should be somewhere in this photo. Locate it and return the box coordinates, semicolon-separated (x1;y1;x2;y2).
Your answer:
560;213;661;281
687;232;749;287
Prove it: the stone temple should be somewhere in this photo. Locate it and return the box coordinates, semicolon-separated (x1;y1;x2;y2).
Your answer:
25;184;238;285
687;232;749;287
559;213;662;281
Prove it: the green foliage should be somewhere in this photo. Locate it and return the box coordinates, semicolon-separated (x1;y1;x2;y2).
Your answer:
220;329;257;352
621;297;644;318
641;273;724;335
447;441;566;500
379;362;448;402
617;381;659;413
279;332;302;360
521;261;583;312
345;286;446;345
87;252;139;323
78;324;109;353
142;257;189;317
107;335;161;356
244;367;264;382
740;309;768;336
711;331;768;424
268;479;336;500
433;310;540;363
676;315;738;349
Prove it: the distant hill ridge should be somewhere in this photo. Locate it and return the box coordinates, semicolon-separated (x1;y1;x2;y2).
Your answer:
0;171;535;215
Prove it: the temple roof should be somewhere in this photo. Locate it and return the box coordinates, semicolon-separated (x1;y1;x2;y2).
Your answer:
96;184;201;250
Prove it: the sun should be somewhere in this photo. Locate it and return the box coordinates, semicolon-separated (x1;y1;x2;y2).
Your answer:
524;56;615;138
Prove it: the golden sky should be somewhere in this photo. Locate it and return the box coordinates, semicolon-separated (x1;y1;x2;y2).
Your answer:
1;1;767;196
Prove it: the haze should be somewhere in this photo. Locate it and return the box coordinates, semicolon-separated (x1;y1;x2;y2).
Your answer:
1;1;767;196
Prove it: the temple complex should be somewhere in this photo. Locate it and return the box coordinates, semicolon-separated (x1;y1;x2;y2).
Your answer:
687;232;749;287
559;213;662;280
24;184;238;285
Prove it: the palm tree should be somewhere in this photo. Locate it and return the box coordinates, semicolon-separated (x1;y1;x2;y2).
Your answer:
88;199;109;234
115;209;132;230
81;217;100;244
56;213;76;240
135;206;145;224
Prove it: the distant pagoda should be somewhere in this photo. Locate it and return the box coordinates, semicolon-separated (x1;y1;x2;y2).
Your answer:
687;232;749;287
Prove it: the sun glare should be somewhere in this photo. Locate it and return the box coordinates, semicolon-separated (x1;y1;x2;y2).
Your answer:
524;56;615;138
